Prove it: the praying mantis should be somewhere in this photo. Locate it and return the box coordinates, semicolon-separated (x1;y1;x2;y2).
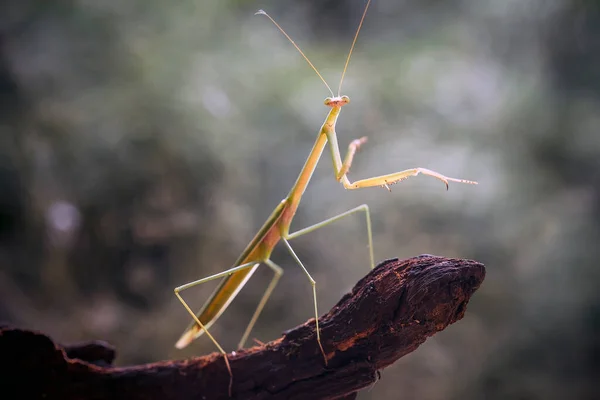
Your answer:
174;0;477;394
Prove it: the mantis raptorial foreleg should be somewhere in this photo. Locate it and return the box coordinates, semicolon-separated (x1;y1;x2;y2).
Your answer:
347;167;478;191
286;204;374;269
238;259;283;349
336;136;368;179
281;238;327;363
327;132;478;191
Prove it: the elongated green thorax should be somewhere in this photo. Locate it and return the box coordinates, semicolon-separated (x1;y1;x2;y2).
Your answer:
280;106;342;234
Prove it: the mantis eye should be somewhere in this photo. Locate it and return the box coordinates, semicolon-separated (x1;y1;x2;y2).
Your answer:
324;97;333;106
341;95;350;104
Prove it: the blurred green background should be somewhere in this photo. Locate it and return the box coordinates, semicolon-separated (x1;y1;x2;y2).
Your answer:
1;0;599;399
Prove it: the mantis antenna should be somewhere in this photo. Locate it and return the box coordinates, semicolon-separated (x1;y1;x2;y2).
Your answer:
338;0;372;96
255;9;334;97
256;0;372;98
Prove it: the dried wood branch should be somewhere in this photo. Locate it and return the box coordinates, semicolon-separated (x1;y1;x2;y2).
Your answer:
1;255;485;400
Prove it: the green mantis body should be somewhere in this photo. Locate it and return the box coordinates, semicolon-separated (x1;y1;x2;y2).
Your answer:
174;0;477;394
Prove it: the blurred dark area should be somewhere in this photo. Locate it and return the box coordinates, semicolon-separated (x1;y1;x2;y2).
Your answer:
1;1;599;399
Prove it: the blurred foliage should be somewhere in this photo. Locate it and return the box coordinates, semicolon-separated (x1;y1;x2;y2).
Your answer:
1;0;599;399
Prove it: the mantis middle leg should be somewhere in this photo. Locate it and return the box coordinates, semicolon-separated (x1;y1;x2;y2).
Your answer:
280;204;376;363
281;237;328;363
238;258;283;349
286;204;375;269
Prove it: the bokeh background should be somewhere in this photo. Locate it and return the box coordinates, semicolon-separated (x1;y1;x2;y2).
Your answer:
1;0;599;399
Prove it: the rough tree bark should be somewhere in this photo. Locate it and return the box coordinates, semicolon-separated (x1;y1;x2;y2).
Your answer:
1;255;485;400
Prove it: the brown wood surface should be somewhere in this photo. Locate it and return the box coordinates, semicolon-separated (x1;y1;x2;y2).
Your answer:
1;255;485;400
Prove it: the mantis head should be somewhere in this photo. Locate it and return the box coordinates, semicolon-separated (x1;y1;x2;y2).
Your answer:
324;95;350;108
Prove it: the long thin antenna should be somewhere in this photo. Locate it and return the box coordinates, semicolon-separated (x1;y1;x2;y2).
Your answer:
256;10;334;97
338;0;372;96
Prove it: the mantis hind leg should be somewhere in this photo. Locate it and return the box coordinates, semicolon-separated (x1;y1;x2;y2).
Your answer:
238;259;283;349
174;261;259;349
286;204;375;269
174;260;259;397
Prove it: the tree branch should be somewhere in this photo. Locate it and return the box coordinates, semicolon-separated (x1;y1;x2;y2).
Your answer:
1;255;485;400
